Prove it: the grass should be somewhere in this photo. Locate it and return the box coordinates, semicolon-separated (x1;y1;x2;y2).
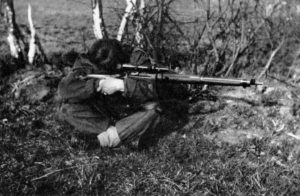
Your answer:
1;74;300;195
1;0;300;195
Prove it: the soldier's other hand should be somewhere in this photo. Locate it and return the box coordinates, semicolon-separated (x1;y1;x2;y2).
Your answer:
97;77;124;95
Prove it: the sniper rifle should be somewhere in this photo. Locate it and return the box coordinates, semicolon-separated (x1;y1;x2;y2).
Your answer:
84;64;263;88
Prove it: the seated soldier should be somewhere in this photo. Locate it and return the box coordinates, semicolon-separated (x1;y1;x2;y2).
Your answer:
57;39;188;148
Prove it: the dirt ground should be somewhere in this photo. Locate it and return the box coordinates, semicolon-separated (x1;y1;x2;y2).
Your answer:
1;0;300;195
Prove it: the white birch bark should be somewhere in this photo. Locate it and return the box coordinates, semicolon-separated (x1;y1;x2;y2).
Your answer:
27;4;36;64
7;32;19;59
3;0;22;59
117;0;137;42
91;0;107;39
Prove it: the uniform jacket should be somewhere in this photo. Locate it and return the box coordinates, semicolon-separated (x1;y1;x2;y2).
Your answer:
57;55;158;123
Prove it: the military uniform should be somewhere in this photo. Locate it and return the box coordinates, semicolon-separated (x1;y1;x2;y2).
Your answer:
57;45;189;148
57;54;162;145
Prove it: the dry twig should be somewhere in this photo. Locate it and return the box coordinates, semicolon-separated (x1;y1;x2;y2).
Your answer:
31;163;100;182
257;38;285;80
286;133;300;141
225;16;245;76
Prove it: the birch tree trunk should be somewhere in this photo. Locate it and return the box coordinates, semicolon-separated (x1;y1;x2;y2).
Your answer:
27;4;48;64
2;0;23;60
27;4;36;64
91;0;108;39
117;0;137;42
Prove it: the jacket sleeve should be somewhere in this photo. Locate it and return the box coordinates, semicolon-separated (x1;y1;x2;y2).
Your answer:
58;68;100;102
123;78;158;103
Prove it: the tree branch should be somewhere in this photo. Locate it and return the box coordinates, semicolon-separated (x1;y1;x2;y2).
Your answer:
117;0;137;42
257;37;285;80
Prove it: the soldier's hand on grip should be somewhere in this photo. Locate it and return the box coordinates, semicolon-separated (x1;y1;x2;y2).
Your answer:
97;77;125;95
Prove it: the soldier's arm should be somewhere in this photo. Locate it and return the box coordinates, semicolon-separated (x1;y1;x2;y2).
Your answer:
58;69;100;102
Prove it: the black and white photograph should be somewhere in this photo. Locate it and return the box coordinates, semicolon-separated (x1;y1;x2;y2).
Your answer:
1;0;300;195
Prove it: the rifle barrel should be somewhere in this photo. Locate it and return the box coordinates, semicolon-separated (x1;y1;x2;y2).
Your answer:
129;73;262;87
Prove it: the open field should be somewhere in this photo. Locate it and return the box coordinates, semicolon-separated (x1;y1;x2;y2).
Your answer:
0;0;199;54
1;0;300;195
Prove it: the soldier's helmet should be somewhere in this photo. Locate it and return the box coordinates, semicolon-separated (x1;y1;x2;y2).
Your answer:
87;39;129;72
